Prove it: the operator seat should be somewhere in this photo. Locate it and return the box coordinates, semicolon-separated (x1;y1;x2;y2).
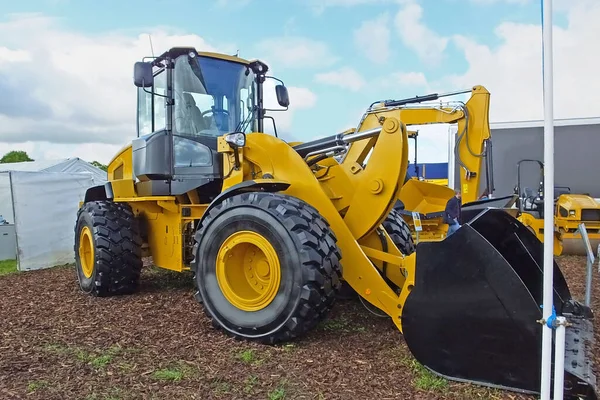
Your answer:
182;92;208;133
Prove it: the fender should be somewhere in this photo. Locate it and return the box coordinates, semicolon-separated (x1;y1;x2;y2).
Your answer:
199;178;290;226
84;182;114;203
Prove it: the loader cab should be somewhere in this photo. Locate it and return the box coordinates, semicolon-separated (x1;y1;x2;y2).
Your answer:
131;47;289;199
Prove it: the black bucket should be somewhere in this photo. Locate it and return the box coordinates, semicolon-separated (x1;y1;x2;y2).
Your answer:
401;208;597;399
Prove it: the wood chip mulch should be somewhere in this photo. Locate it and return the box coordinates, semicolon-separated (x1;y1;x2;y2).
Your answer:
0;255;597;399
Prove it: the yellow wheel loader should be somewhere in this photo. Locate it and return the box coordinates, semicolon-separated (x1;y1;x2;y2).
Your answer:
515;159;600;256
74;47;597;399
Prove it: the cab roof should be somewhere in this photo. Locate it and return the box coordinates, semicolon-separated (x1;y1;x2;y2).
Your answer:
154;47;256;66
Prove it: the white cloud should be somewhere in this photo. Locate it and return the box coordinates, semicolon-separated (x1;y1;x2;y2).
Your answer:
394;0;449;65
314;67;366;91
254;37;337;69
0;47;31;65
442;0;600;122
0;14;317;164
308;0;394;15
382;0;600;164
354;13;391;64
469;0;530;4
263;78;318;142
407;124;452;164
215;0;251;6
390;71;428;87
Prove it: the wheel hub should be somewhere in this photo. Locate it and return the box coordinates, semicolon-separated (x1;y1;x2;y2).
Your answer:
78;226;94;279
216;231;281;311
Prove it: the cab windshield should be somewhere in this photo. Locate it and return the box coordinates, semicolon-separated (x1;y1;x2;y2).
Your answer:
173;54;256;137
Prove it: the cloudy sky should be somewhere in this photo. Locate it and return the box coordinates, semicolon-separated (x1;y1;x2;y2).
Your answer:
0;0;598;165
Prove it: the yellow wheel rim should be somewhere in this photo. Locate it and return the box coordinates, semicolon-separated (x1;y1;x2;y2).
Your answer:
216;231;281;311
79;226;95;279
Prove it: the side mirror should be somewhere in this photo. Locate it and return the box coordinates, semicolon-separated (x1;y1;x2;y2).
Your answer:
134;62;153;88
275;85;289;108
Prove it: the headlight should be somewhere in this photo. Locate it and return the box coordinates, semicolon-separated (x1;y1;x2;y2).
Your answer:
569;210;576;216
225;132;246;148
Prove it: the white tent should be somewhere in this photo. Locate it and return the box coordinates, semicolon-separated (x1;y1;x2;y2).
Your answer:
0;158;107;271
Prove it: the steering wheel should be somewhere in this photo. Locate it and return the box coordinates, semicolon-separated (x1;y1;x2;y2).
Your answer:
201;108;229;118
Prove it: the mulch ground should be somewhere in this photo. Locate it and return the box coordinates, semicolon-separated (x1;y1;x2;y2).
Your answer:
0;255;597;400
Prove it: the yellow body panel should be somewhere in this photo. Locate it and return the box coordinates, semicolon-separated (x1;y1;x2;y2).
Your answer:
423;178;449;186
396;179;454;241
555;194;600;255
515;194;600;256
517;213;563;256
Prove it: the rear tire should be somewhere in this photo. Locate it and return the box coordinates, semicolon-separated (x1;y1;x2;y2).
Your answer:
192;192;342;344
74;201;143;297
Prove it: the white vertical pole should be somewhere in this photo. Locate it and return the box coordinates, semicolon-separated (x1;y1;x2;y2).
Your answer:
540;0;555;399
553;316;567;400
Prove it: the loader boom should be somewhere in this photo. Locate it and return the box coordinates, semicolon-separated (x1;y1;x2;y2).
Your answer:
342;85;494;204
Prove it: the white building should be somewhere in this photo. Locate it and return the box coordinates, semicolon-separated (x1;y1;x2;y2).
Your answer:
448;117;600;199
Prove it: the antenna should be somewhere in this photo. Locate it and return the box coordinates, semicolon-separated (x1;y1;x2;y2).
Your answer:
148;34;155;57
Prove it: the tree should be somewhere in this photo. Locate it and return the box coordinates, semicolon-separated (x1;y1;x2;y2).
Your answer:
91;161;108;172
0;151;34;163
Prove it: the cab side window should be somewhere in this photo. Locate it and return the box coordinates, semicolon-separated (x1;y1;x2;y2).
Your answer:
137;69;167;136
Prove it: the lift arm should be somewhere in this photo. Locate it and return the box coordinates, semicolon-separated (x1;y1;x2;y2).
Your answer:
342;85;494;204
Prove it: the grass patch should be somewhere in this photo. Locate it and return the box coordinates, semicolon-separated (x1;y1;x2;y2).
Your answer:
268;387;286;400
80;345;122;368
318;316;366;333
235;348;268;366
26;380;49;393
238;349;255;363
414;368;448;391
43;343;122;369
152;365;185;382
457;385;504;400
268;379;288;400
0;259;17;275
43;343;71;355
404;358;448;392
91;354;113;368
243;375;259;394
210;377;231;395
150;360;196;383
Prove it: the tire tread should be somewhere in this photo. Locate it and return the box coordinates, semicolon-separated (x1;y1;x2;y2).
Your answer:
75;201;143;296
382;209;416;255
192;192;342;344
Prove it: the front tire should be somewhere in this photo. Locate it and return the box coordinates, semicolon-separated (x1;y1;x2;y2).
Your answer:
382;208;416;255
337;209;415;299
74;201;143;296
192;192;342;344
